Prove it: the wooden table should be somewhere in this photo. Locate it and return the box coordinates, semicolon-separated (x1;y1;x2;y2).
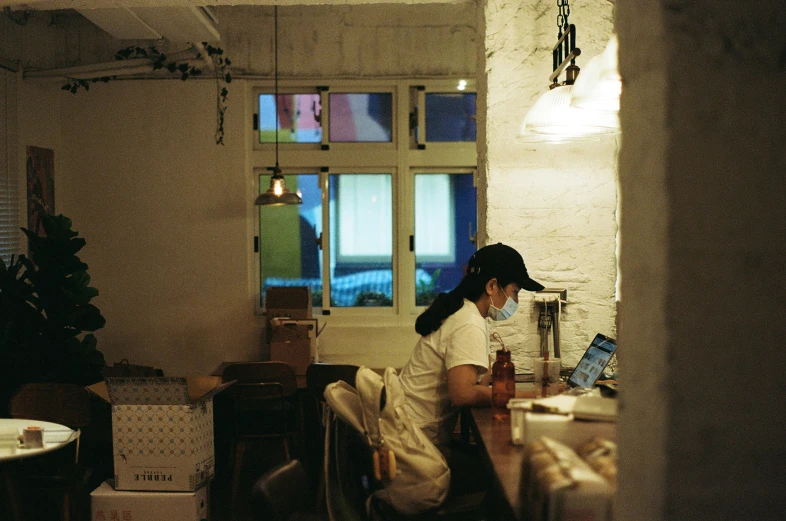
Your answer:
465;407;528;521
210;361;307;388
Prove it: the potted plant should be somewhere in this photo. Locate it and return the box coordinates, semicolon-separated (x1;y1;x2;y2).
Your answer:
354;291;393;307
416;268;442;307
0;214;106;414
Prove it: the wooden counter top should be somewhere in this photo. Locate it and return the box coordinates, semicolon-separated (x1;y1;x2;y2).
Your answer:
466;407;528;521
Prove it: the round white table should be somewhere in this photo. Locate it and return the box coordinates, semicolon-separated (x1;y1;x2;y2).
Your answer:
0;418;79;462
0;419;80;521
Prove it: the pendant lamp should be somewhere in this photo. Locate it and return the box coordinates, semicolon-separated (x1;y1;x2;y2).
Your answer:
517;0;619;143
519;84;617;143
570;35;621;112
255;5;302;207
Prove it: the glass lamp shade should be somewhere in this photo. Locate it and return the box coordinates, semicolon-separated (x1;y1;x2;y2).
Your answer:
517;85;619;144
254;173;303;206
570;35;621;112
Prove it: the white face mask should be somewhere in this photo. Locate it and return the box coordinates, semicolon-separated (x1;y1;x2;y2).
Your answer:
488;287;518;321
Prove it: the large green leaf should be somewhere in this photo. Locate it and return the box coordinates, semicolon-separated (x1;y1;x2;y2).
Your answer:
4;213;107;390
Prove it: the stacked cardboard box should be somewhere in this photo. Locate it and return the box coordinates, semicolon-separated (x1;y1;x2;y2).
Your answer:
90;481;209;521
266;286;321;376
88;377;231;521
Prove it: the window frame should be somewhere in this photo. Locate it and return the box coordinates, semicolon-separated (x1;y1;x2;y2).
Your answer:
250;78;477;326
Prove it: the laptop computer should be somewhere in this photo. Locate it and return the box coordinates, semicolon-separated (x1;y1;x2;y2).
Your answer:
566;333;617;388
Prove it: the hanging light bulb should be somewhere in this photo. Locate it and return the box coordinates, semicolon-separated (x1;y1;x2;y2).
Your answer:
516;0;619;143
255;5;302;207
255;169;303;206
570;35;621;112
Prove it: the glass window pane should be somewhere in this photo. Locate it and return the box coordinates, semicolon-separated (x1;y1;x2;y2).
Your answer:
425;93;476;142
329;93;392;142
258;93;322;144
329;173;393;307
259;173;323;308
414;173;477;306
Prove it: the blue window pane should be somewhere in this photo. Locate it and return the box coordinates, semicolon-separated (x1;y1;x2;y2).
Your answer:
258;93;322;144
425;93;476;142
329;173;393;307
260;174;323;308
414;173;477;306
329;93;392;143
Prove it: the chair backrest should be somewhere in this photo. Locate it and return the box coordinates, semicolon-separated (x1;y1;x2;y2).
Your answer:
325;414;373;521
306;363;358;404
221;362;298;396
9;382;92;429
251;459;313;521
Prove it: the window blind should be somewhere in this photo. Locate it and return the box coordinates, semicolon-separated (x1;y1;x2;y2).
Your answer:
0;68;20;266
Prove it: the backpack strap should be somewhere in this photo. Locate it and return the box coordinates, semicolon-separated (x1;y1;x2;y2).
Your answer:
323;379;365;434
356;366;385;447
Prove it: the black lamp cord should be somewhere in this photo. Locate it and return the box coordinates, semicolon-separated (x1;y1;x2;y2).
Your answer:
274;5;280;174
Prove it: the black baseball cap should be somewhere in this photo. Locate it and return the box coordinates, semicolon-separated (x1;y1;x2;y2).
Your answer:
467;243;544;292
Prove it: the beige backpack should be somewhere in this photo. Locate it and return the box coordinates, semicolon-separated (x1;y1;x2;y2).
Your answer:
323;366;451;517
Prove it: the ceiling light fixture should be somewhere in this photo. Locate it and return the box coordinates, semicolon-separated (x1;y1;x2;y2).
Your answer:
517;0;618;143
255;5;302;207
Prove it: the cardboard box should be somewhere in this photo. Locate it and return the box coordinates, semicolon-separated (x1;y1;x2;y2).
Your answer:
265;286;312;320
269;318;320;375
90;480;209;521
87;377;231;491
265;286;312;347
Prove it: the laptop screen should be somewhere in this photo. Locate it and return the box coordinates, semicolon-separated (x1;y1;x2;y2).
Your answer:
567;333;617;388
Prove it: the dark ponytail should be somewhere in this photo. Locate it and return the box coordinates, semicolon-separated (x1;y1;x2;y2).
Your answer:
415;287;464;336
414;268;514;336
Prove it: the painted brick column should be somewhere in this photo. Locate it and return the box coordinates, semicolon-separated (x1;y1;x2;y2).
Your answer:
480;0;616;368
617;1;786;519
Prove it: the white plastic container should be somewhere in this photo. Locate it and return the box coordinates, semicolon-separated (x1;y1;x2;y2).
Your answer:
507;398;532;445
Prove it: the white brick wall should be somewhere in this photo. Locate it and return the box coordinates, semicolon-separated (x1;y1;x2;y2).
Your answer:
480;0;617;370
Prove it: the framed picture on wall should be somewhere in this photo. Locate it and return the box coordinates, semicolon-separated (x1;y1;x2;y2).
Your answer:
26;146;54;239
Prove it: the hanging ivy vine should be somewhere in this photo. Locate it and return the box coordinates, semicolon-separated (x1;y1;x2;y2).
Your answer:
61;42;232;145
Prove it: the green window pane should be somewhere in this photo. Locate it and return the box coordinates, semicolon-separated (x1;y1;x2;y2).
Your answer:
259;173;323;308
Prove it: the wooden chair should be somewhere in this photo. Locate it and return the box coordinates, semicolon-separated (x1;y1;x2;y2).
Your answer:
251;459;325;521
221;362;301;515
305;363;359;509
324;395;487;521
8;382;97;521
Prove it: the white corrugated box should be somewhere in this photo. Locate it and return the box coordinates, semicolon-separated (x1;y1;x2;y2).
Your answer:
509;395;616;449
90;480;209;521
87;377;232;491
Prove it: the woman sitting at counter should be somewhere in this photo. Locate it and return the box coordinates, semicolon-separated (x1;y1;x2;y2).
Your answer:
398;243;544;492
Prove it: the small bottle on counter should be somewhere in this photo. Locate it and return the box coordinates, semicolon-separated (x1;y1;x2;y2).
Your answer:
491;349;515;420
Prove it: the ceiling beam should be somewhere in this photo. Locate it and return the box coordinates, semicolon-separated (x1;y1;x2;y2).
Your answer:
3;0;470;9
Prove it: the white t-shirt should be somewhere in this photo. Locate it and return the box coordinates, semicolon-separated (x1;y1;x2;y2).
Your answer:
399;299;490;446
